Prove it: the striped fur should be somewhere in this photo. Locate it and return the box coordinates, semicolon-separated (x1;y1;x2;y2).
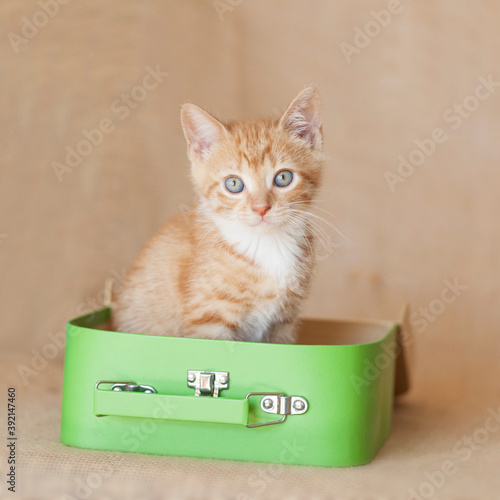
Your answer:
112;87;325;343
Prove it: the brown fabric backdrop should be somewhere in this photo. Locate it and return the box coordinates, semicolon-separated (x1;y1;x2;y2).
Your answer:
2;0;500;375
1;1;499;498
3;0;499;351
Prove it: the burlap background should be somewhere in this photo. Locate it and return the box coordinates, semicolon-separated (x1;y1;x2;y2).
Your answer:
1;0;499;498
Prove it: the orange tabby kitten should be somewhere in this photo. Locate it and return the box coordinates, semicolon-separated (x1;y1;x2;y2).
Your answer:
112;87;324;343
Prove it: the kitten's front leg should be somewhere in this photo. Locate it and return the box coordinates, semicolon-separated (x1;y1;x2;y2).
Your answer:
268;322;297;344
184;323;238;341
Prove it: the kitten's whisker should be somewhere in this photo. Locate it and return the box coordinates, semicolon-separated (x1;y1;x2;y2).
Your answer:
178;205;202;222
288;208;348;242
282;216;314;256
288;199;330;205
195;224;218;256
287;202;338;219
286;210;341;259
208;231;222;256
283;213;334;257
296;216;332;250
287;209;331;238
297;219;337;257
288;200;333;210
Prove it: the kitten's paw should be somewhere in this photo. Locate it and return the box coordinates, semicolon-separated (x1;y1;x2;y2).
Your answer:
183;326;237;341
268;323;297;344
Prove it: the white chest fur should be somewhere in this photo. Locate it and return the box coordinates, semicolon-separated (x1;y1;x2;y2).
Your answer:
212;215;305;288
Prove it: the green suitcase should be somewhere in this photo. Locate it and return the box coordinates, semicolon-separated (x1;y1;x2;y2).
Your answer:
60;307;410;467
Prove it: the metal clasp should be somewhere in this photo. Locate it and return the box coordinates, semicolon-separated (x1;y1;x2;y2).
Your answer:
245;392;308;428
94;380;157;417
187;371;229;397
110;382;156;394
94;380;157;394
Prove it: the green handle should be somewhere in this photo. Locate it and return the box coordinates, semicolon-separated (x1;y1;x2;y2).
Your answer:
94;388;249;426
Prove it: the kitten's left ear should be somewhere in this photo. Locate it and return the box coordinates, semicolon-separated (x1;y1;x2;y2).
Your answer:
180;103;227;161
279;86;322;150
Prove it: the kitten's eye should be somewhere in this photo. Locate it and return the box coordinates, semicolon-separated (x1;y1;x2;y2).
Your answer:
224;176;244;193
274;170;293;187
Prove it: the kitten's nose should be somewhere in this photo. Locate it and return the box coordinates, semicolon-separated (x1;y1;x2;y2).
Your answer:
252;204;271;217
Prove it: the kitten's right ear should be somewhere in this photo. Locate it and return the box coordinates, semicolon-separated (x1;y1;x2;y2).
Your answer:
279;86;322;150
180;104;227;161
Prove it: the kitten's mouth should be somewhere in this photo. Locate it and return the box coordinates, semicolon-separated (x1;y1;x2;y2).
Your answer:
241;216;272;228
249;218;268;226
247;216;283;229
239;213;284;228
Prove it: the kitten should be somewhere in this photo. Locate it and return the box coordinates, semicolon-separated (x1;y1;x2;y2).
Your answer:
112;87;325;343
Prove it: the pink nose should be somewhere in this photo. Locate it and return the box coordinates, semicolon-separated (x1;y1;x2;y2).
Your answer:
252;205;271;217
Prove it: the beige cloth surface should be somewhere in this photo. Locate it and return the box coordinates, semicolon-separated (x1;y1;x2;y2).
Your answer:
2;328;500;500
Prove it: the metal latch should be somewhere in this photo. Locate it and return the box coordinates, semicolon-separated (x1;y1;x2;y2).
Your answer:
260;394;307;415
94;380;157;394
94;381;157;416
110;382;156;393
245;392;308;428
187;370;229;397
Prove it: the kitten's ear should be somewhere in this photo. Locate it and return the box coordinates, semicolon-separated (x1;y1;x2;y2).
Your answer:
180;104;227;161
279;86;322;149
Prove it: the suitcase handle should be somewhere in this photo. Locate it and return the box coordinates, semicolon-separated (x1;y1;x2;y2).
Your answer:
94;382;307;427
94;384;249;426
